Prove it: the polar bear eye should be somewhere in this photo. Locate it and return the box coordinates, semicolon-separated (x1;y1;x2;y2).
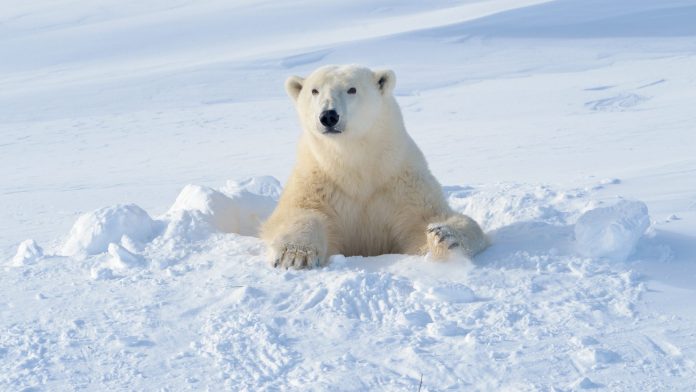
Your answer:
347;87;357;94
311;89;319;95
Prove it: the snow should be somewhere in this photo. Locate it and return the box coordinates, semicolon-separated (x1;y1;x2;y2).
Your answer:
166;179;276;236
90;243;147;280
60;204;158;256
2;0;696;390
575;200;651;261
425;283;477;303
9;239;44;267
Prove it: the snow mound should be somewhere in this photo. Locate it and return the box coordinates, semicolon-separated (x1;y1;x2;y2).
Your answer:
160;209;217;244
90;243;147;280
9;239;44;267
447;183;592;231
221;176;282;200
575;200;650;261
166;178;276;237
107;242;146;269
166;185;239;234
56;177;279;266
221;177;279;233
61;204;158;256
572;377;603;389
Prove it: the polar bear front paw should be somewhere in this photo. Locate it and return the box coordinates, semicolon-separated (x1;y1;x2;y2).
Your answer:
272;243;322;270
426;223;468;259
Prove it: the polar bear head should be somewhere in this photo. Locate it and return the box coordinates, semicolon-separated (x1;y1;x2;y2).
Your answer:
285;65;397;139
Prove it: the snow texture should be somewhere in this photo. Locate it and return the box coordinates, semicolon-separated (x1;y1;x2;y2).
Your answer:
2;0;696;391
575;200;650;261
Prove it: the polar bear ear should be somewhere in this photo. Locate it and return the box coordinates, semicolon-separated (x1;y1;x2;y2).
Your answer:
373;69;396;95
285;76;305;101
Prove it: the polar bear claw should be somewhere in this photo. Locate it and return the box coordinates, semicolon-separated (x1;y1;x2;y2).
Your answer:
273;243;321;270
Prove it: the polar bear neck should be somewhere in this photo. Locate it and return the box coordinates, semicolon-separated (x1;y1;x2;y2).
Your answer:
299;100;425;198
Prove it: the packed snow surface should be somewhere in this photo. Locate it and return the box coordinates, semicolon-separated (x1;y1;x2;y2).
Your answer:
2;0;696;390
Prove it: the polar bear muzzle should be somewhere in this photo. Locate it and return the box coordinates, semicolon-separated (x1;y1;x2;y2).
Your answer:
319;109;340;133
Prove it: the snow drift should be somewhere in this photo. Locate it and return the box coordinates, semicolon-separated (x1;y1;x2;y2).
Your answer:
2;0;696;390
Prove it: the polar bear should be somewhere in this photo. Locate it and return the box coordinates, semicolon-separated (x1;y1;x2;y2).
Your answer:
261;65;488;268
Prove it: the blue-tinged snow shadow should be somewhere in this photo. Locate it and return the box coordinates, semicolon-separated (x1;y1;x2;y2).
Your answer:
475;221;575;268
418;0;696;39
630;229;696;289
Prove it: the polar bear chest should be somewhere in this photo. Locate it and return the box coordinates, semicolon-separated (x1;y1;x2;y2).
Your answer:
327;184;425;256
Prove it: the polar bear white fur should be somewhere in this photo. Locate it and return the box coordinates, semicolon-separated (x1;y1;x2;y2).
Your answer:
261;65;488;269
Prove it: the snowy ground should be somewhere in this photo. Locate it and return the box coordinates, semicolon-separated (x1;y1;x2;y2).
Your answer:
2;0;696;390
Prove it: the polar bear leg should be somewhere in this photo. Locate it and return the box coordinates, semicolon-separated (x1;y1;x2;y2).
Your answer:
264;209;329;269
426;214;488;259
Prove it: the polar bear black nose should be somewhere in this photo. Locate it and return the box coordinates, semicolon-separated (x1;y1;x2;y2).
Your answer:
319;110;340;127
